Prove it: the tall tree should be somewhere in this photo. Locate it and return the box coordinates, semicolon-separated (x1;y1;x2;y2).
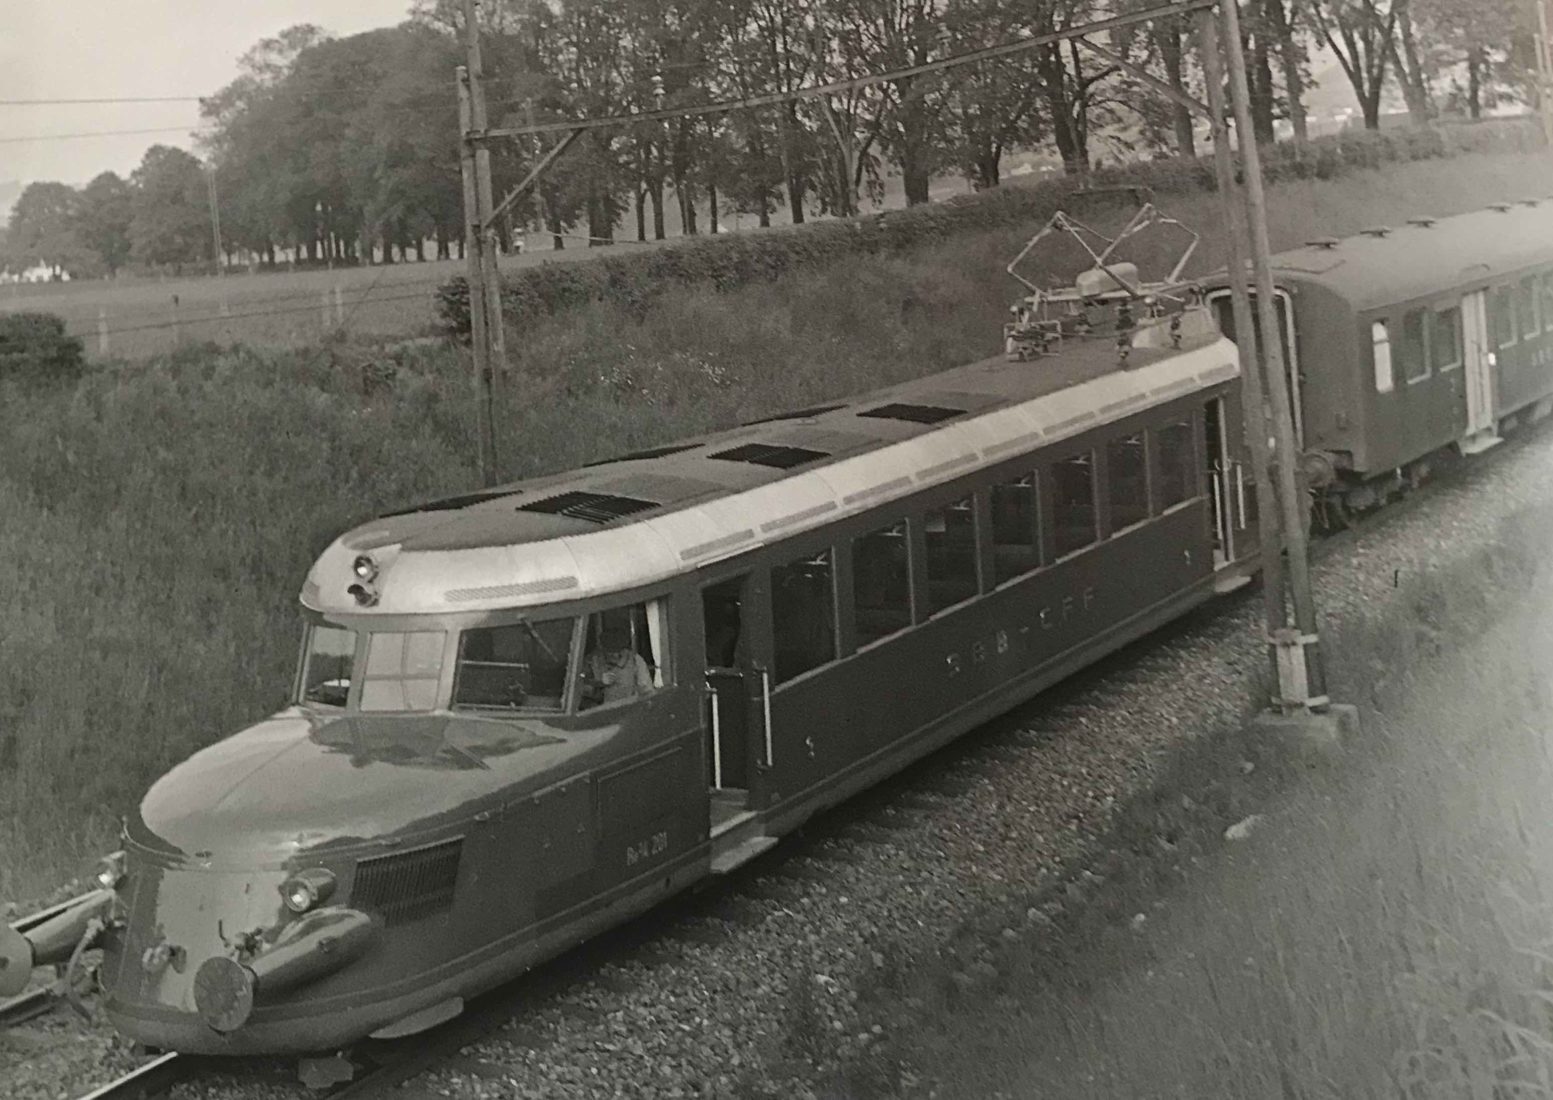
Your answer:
1304;0;1399;129
5;182;87;273
129;146;210;272
77;172;134;276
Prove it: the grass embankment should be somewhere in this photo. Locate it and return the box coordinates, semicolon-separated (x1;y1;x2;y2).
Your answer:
1;150;1550;902
853;507;1553;1099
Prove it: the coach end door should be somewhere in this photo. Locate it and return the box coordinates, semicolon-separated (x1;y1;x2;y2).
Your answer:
1461;289;1501;453
701;572;770;837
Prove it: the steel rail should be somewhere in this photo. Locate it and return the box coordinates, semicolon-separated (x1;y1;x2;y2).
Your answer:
75;1053;192;1100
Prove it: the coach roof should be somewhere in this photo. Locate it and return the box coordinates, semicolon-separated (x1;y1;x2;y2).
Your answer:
1249;201;1553;313
302;326;1237;617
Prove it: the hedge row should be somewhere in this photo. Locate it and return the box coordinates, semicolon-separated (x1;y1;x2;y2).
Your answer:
435;120;1544;341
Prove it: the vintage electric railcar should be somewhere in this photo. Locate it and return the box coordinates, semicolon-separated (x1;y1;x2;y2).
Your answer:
1204;200;1553;516
4;303;1274;1056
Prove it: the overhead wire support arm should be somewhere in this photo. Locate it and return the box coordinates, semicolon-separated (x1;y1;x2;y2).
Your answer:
485;128;585;231
1072;37;1210;119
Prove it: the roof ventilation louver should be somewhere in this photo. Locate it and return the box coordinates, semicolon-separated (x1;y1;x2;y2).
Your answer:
380;489;517;518
583;442;701;467
857;402;965;425
708;442;828;469
1406;216;1437;228
518;490;659;524
742;404;847;426
1358;226;1391;238
1305;237;1339;250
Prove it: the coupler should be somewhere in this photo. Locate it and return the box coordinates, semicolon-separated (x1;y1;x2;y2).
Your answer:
0;889;116;997
192;908;375;1033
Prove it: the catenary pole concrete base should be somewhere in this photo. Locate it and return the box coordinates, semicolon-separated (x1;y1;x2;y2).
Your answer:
1249;703;1361;765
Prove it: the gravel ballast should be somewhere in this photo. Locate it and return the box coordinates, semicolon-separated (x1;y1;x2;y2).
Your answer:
8;429;1553;1100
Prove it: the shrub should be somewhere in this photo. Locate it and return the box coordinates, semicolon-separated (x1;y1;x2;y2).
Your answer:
0;312;86;386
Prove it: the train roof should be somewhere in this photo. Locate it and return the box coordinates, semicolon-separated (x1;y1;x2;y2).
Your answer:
1250;200;1553;312
302;323;1238;618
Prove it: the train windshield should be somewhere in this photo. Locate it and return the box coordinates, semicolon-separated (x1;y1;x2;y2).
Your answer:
300;624;358;707
452;617;578;714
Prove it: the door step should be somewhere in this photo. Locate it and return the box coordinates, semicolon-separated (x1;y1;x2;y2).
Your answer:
711;834;777;874
1213;571;1252;594
1460;432;1503;455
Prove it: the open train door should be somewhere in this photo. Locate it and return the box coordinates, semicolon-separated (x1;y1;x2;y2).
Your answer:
1205;396;1257;587
1460;289;1501;453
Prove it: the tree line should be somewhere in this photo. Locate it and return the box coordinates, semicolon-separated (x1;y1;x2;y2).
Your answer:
2;0;1538;278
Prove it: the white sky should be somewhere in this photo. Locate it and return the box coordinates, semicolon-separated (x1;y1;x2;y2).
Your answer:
0;1;411;187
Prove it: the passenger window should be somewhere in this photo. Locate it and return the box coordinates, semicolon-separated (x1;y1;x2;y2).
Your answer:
1522;276;1542;338
772;550;836;684
580;601;668;711
360;631;446;712
1399;309;1428;383
1155;421;1194;510
1492;285;1517;348
1543;273;1553;329
923;498;978;615
453;617;576;713
1052;452;1098;557
991;475;1040;585
1371;321;1394;393
852;522;911;648
1107;434;1149;530
1430;305;1462;372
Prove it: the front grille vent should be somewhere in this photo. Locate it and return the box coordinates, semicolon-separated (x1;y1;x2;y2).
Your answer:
708;442;828;469
351;837;463;926
518;490;659;524
857;402;965;425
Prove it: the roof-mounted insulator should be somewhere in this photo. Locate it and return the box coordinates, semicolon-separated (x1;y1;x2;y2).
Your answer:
1406;216;1437;228
1306;237;1340;250
1359;226;1392;238
1489;202;1514;213
1520;198;1540;207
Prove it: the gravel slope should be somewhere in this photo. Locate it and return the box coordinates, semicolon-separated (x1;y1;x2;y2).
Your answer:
8;427;1553;1100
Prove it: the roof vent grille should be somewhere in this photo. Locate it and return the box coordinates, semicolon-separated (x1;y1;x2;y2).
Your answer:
1406;216;1437;228
857;402;965;425
1358;226;1392;238
518;490;659;524
1305;237;1340;250
708;442;828;469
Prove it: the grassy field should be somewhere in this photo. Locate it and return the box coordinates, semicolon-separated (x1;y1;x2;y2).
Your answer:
1;150;1551;903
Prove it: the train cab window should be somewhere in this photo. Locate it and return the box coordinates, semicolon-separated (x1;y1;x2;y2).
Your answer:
579;601;667;711
1106;434;1149;531
772;550;836;684
452;617;577;713
360;631;447;712
1154;421;1195;510
1430;305;1462;372
991;475;1040;585
853;522;912;647
1399;309;1429;384
1371;321;1394;394
1522;276;1543;338
1052;452;1098;558
923;498;978;615
300;624;358;707
1492;286;1518;349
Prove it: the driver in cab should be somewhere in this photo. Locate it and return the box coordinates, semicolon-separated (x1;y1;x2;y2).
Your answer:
582;622;654;707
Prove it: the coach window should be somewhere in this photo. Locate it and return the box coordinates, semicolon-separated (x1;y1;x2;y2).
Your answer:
772;549;836;684
852;522;912;648
1492;285;1517;349
1107;434;1149;531
1399;308;1428;384
923;498;978;615
1052;452;1098;558
991;474;1040;585
1154;421;1194;511
1371;321;1394;394
453;617;577;713
1522;276;1543;339
1542;273;1553;330
1430;304;1462;372
579;600;668;712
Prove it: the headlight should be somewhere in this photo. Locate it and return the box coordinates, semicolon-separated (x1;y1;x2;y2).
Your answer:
95;850;127;891
351;555;378;582
280;868;337;914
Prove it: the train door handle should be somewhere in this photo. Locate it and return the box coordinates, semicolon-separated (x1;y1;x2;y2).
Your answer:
760;668;773;768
